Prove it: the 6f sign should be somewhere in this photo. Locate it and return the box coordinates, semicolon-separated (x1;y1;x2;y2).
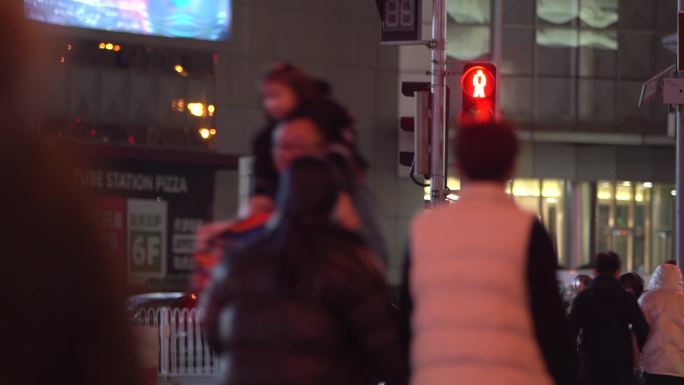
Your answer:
379;0;421;42
127;199;167;280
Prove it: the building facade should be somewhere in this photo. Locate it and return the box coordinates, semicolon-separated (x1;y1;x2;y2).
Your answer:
400;0;678;274
27;0;677;287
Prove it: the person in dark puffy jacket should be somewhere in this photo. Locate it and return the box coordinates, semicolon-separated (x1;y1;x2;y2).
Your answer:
569;252;650;385
200;157;407;385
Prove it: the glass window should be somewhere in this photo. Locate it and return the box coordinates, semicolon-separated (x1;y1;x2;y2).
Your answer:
651;185;675;267
633;202;646;273
618;32;656;80
578;79;616;123
512;179;542;215
580;0;618;29
615;181;633;203
536;28;579;76
542;179;565;264
498;0;677;133
447;0;491;23
597;203;611;252
502;27;534;75
579;45;618;78
656;0;677;33
542;179;563;198
656;33;677;75
597;181;613;201
579;29;617;50
513;178;541;197
536;77;576;122
537;0;579;27
504;0;534;25
593;181;674;274
619;0;656;30
447;24;491;60
499;76;533;120
617;81;653;127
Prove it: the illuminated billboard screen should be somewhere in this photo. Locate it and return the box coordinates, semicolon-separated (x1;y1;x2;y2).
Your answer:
25;0;231;41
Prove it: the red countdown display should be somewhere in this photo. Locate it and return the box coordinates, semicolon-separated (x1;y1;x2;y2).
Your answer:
460;62;497;121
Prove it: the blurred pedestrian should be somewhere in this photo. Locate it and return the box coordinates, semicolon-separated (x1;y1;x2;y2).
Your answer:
575;274;593;295
253;63;329;197
255;64;387;265
563;275;592;315
1;3;142;385
200;157;406;385
620;272;647;384
192;64;388;292
621;272;645;299
569;252;649;385
192;64;325;293
639;264;684;385
403;120;576;385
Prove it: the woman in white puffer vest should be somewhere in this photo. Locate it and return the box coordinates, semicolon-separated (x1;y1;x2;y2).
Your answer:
639;263;684;385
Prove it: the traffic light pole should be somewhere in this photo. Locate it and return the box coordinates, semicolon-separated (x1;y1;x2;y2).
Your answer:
430;0;448;206
677;0;684;271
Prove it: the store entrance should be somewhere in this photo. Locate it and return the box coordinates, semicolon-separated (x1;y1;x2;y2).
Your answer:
596;181;663;274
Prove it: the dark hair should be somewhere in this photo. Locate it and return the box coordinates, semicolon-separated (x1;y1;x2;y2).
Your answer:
620;272;645;299
251;128;280;196
665;259;677;265
324;151;356;193
595;252;621;276
263;63;322;108
268;157;361;289
252;64;322;196
276;157;341;225
455;119;519;182
575;274;593;288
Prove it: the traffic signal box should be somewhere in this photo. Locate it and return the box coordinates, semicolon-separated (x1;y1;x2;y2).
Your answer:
399;82;431;177
398;81;455;178
398;63;495;175
460;62;496;122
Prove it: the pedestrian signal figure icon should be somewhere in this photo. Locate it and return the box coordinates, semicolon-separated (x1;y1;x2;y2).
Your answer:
460;62;497;121
472;69;486;98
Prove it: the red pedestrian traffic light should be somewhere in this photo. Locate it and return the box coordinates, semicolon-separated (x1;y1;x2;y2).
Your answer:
460;62;496;122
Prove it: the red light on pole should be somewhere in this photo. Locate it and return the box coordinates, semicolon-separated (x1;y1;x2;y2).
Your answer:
461;65;495;99
460;62;496;122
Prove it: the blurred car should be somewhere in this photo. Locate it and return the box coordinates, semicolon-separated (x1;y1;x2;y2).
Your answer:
128;292;198;317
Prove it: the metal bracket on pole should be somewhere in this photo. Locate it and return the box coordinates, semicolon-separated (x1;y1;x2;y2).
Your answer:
380;39;435;47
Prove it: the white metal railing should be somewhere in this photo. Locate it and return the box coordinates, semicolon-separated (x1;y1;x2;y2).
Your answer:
134;307;222;378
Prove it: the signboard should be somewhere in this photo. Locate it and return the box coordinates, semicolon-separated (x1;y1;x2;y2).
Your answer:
127;199;167;281
25;0;232;41
639;64;676;106
664;78;684;104
74;161;215;286
91;197;127;274
171;217;203;273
